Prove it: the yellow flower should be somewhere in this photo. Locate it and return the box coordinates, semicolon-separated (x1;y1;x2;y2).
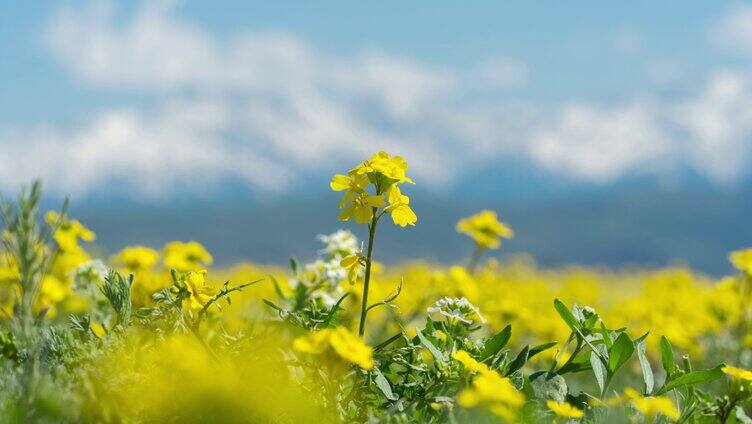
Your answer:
112;246;160;272
624;388;680;421
722;365;752;382
163;241;213;272
457;368;525;420
456;210;513;250
331;151;417;227
45;211;95;252
385;186;417;227
730;248;752;275
338;192;385;224
293;327;374;369
452;350;490;374
547;400;584;419
183;270;214;310
340;254;362;285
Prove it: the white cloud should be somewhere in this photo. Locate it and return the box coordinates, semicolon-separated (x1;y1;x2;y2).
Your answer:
1;1;750;197
712;3;752;53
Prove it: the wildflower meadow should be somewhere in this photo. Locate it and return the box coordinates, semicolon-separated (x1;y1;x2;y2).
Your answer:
0;151;750;423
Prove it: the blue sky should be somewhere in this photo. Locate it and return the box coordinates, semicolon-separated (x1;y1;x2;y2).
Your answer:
1;1;752;197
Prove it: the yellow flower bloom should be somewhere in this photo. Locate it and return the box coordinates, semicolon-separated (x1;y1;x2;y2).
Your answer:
456;210;513;250
293;327;374;369
730;248;752;275
45;211;95;252
331;151;417;227
547;400;584;419
457;368;525;420
163;241;213;272
624;388;680;421
722;365;752;382
183;270;214;310
340;254;362;285
452;350;490;374
338;192;385;224
112;246;160;272
385;186;417;227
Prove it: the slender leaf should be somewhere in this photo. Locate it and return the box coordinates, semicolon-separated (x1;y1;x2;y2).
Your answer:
481;324;512;360
591;345;607;394
607;332;634;374
660;336;675;375
505;345;529;376
657;364;725;394
636;336;654;394
417;330;446;362
373;367;397;400
554;299;580;332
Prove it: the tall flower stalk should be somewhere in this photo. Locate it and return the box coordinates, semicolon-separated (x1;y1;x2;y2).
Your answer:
330;151;417;337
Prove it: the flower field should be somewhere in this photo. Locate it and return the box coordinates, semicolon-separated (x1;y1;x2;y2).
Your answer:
0;152;750;423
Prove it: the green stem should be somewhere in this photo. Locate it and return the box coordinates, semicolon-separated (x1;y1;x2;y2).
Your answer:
467;243;485;273
358;211;379;337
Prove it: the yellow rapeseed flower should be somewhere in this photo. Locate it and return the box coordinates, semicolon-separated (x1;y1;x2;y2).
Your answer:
340;254;362;285
547;400;584;419
456;210;513;249
722;365;752;382
730;248;752;275
293;327;374;369
331;151;417;227
112;246;160;272
624;388;680;421
183;270;214;310
452;350;490;374
45;211;95;252
457;367;524;421
163;241;213;272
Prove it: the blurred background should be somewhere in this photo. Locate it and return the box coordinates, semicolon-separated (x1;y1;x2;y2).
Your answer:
1;1;750;273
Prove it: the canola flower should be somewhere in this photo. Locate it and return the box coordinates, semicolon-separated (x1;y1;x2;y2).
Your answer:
293;326;374;369
330;151;417;336
112;246;159;272
723;365;752;382
623;388;680;421
456;210;513;250
183;270;214;310
163;241;213;272
547;400;584;419
457;366;525;421
730;248;752;275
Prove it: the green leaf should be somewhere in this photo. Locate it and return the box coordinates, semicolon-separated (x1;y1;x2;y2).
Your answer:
591;346;607;394
481;324;512;361
656;364;725;395
554;299;580;332
290;257;300;275
529;342;557;359
607;332;634;374
322;292;350;327
558;356;592;374
373;367;398;400
262;299;283;312
417;330;446;362
635;336;654;394
660;336;674;375
505;345;529;376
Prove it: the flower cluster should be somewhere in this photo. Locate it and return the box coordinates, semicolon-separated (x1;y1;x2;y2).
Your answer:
452;350;525;421
427;296;486;325
456;210;513;249
330;151;417;227
112;246;160;272
730;248;752;275
163;241;213;272
293;326;374;369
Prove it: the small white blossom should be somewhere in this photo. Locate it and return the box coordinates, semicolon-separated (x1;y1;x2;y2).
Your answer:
317;230;359;258
427;297;486;325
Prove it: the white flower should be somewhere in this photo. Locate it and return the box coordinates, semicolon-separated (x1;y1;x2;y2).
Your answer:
71;259;109;288
317;230;359;258
427;297;486;325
